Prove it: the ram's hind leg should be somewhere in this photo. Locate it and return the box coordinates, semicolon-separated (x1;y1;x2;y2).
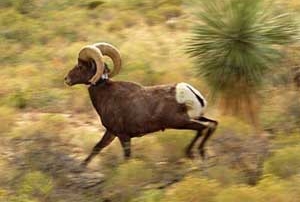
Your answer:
196;117;218;159
179;117;218;159
82;130;115;166
185;125;206;158
176;120;207;159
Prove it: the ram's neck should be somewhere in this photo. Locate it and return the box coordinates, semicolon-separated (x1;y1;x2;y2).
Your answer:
88;80;112;116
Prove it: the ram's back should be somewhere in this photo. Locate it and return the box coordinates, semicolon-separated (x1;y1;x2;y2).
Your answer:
89;81;206;136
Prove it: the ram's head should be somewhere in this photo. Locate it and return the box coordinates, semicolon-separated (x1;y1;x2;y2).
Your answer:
64;43;121;86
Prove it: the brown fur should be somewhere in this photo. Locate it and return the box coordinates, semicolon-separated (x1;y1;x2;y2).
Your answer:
65;62;218;166
294;71;300;89
89;81;189;136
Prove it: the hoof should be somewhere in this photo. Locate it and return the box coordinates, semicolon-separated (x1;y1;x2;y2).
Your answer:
70;163;87;173
80;160;89;168
199;149;206;160
185;151;195;159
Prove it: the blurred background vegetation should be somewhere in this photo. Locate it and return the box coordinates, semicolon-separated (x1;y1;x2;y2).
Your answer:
0;0;300;201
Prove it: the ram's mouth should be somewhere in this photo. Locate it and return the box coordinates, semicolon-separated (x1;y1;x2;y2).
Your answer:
64;77;73;86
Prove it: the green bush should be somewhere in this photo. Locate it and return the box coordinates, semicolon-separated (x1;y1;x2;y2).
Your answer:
264;146;300;178
18;171;53;199
0;0;13;8
0;10;41;45
158;5;182;19
28;88;70;111
205;165;244;185
0;189;9;201
133;136;165;163
130;189;163;202
99;140;124;170
106;11;138;32
39;114;68;133
215;186;263;202
161;176;219;202
216;116;255;137
261;91;300;133
13;0;38;15
257;175;293;202
156;130;194;162
0;158;18;186
8;89;28;109
104;159;154;201
6;195;39;202
9;113;68;140
271;133;300;150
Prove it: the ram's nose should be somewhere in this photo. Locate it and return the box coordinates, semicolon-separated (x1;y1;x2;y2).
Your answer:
64;76;72;86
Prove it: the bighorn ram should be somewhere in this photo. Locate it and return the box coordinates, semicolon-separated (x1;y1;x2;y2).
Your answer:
65;42;218;166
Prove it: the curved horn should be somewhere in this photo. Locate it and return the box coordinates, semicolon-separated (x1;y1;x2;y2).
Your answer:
78;45;104;84
93;42;122;78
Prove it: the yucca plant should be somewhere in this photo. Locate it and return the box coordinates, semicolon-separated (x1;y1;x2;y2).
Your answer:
187;0;297;125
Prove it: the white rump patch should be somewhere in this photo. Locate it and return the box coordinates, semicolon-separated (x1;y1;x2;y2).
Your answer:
175;82;207;119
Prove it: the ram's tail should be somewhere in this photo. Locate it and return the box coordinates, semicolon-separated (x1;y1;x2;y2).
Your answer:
175;82;207;119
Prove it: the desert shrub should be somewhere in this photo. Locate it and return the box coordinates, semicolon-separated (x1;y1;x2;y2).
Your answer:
111;0;183;9
65;88;93;113
106;11;139;32
0;10;41;45
98;139;124;171
205;165;244;185
144;10;165;25
0;106;16;134
120;60;163;85
158;5;182;19
0;158;18;186
161;176;219;202
0;43;22;65
216;116;255;137
156;130;194;162
104;159;154;202
271;133;300;149
257;175;295;202
133;136;166;163
261;91;300;133
13;0;38;15
215;185;263;202
28;88;70;111
5;195;38;202
18;171;53;199
1;66;71;111
9;113;67;140
210;116;268;185
8;89;28;109
10;123;41;139
54;25;79;42
18;46;53;64
0;0;13;8
144;4;182;25
39;114;68;133
264;146;300;178
285;175;300;199
284;94;300;131
0;189;9;201
130;189;163;202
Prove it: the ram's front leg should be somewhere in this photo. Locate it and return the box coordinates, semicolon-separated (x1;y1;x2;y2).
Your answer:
82;130;115;166
118;134;131;159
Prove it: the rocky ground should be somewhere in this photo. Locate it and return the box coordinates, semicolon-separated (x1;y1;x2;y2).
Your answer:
0;112;270;201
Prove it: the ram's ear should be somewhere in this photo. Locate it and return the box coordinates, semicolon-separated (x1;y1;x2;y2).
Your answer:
78;58;85;64
104;63;111;74
90;60;97;72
